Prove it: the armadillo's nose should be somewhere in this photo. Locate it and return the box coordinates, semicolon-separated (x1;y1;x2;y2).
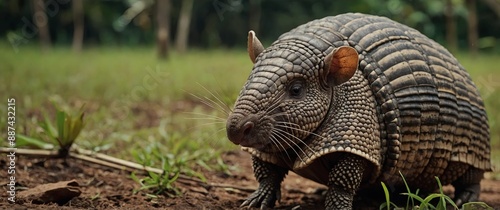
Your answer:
226;114;257;145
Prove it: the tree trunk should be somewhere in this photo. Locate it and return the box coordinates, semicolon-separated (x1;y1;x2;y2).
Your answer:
72;0;84;53
481;0;500;17
444;0;457;53
175;0;193;53
156;0;171;59
248;0;261;35
33;0;51;52
466;0;478;56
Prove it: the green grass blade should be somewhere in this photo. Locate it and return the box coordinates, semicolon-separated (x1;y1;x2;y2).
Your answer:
399;171;416;208
56;109;66;146
15;134;54;149
434;176;458;210
169;171;180;185
62;114;71;146
435;176;444;194
462;202;494;210
401;192;426;205
69;111;85;142
444;196;458;209
41;111;57;140
380;182;391;210
436;197;446;210
421;193;441;209
130;172;140;183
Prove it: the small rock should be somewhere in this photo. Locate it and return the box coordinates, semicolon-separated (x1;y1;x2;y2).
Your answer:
18;180;81;205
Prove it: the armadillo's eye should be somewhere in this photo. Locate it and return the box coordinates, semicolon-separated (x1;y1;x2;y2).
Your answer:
288;80;305;99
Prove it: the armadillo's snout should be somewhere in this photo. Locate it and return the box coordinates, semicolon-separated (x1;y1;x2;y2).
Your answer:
226;114;258;146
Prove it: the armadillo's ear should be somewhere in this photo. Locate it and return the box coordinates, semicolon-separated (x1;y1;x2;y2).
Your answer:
323;46;359;86
247;30;264;63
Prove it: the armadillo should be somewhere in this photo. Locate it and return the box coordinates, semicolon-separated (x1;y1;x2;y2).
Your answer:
226;13;491;209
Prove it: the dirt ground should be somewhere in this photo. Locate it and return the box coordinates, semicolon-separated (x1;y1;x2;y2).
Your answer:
1;150;499;210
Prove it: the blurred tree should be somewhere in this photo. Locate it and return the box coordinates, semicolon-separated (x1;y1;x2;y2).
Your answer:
157;0;171;59
1;0;498;52
33;0;51;52
466;0;479;55
445;0;458;53
175;0;193;53
72;0;84;53
248;0;261;34
481;0;500;17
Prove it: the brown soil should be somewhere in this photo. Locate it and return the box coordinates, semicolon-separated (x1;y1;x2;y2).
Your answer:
1;150;499;210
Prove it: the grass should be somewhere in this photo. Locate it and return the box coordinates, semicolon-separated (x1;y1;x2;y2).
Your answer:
0;42;247;194
380;172;493;210
0;42;499;195
0;44;247;104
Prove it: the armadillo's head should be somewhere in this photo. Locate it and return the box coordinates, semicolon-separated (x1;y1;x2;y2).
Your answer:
226;31;358;153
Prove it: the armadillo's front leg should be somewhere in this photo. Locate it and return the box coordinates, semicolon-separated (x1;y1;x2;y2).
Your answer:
241;155;288;209
325;154;367;210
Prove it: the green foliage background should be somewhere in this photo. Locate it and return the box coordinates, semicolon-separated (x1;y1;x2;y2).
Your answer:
0;0;499;50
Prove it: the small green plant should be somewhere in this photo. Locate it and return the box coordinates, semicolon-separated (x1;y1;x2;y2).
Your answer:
16;104;86;157
462;202;494;210
380;172;493;210
130;162;181;197
379;182;399;210
53;105;86;155
128;122;235;197
129;141;195;196
400;171;420;209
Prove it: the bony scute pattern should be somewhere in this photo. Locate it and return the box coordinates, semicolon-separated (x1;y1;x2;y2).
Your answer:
227;13;491;209
294;70;380;172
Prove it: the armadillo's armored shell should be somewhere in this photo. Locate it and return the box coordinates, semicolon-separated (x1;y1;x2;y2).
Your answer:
341;14;490;183
245;13;490;187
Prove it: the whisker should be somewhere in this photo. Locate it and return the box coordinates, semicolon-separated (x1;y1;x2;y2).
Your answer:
188;121;226;126
272;128;308;163
275;120;301;127
204;127;230;148
275;110;318;155
275;123;325;140
201;75;236;112
262;87;284;113
184;114;227;122
196;82;234;114
183;111;226;119
187;92;231;117
269;134;292;161
275;131;314;163
273;124;318;157
272;129;303;161
214;126;227;135
269;110;310;158
268;112;290;119
264;91;286;115
185;122;226;132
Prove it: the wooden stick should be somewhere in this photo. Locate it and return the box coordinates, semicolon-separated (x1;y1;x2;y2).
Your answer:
72;147;164;174
0;147;60;157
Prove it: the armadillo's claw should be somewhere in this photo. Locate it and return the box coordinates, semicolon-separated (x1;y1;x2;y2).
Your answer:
454;183;480;207
240;184;281;209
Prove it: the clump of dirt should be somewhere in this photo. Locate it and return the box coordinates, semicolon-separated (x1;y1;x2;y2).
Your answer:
1;151;499;209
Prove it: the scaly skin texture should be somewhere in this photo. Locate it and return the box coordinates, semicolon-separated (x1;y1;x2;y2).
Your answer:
227;13;491;209
240;156;288;209
325;154;367;209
